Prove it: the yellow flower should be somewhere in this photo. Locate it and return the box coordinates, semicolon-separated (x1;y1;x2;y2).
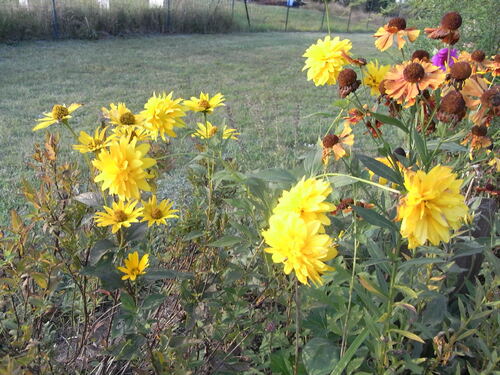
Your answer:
72;126;111;154
192;121;239;140
33;103;82;131
396;165;468;249
94;200;143;234
273;177;336;226
102;103;144;127
142;195;179;227
363;60;391;96
117;252;149;281
92;136;156;200
302;36;352;86
184;92;225;114
262;213;338;286
109;125;152;143
322;123;355;163
140;92;186;141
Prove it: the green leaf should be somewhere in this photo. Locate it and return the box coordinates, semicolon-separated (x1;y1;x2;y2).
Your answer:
371;112;408;133
125;222;148;242
302;338;339;375
109;334;145;359
121;292;136;313
427;141;467;153
89;239;116;266
208;235;243;247
390;329;425;343
183;230;204;241
81;254;124;290
142;293;166;310
398;257;447;271
352;206;397;231
270;350;293;375
143;269;194;281
328;175;358;188
456;329;477;341
413;126;427;165
330;329;369;375
357;154;402;185
252;168;296;183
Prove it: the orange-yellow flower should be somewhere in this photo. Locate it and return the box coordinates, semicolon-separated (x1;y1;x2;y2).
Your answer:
33;103;82;131
102;103;144;127
322;124;354;163
383;60;445;107
141;195;179;227
117;252;149;281
373;17;419;52
94;200;143;234
184;92;225;114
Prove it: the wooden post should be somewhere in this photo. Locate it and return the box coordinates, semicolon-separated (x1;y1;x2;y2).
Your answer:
346;6;352;32
163;0;171;33
231;0;235;20
51;0;60;39
320;4;326;31
243;0;251;29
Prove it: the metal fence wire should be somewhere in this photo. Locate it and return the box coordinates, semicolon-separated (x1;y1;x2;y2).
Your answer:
0;0;383;40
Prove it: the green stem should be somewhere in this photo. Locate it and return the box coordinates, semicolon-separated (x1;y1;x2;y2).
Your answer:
294;277;301;375
317;173;401;194
323;0;331;36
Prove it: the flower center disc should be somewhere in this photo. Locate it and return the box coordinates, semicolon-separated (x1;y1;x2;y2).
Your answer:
52;105;69;120
151;207;163;220
115;210;129;222
403;63;425;83
120;112;136;125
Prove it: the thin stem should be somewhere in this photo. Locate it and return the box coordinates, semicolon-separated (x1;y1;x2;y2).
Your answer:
293;277;301;375
323;0;331;36
317;172;401;194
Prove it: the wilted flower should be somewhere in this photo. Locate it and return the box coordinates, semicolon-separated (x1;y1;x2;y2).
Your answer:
436;90;467;124
373;17;419;52
425;12;462;45
412;50;431;62
449;62;472;90
461;125;492;150
322;124;355;162
337;69;360;98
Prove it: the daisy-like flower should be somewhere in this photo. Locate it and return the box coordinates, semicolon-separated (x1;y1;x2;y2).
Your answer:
262;213;338;286
322;123;355;162
383;60;446;107
184;92;225;114
117;252;149;281
373;17;420;52
457;50;490;74
337;69;360;98
109;125;152;143
273;177;336;226
461;125;492;150
92;136;156;200
362;60;391;96
431;48;458;71
462;78;500;126
33;103;82;131
94;200;143;234
436;90;467;125
192;121;239;140
302;35;352;86
425;12;462;45
73;126;111;154
140;92;186;141
142;195;179;227
343;107;366;125
484;55;500;77
396;165;468;249
102;103;144;127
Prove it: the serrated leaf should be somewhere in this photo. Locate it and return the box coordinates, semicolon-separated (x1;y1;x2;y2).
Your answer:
352;206;396;231
208;235;243;247
357;154;402;185
302;338;339;375
371;112;408;133
74;192;102;207
390;329;425;343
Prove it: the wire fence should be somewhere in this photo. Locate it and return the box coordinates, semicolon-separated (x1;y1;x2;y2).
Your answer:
0;0;385;41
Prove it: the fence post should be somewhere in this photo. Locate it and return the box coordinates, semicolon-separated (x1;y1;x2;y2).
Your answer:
163;0;171;33
243;0;251;29
231;0;235;20
284;1;291;31
346;6;352;32
320;3;326;31
51;0;60;39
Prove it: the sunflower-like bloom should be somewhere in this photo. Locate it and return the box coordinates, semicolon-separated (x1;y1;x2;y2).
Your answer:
396;165;468;249
184;92;225;114
262;213;337;286
383;60;445;107
93;136;156;200
109;125;152;143
362;60;391;96
373;17;420;52
273;177;336;226
117;252;149;281
192;121;239;140
94;200;143;234
302;36;352;86
322;123;355;163
142;195;179;227
33;103;82;131
73;126;111;154
140;92;186;141
102;103;144;127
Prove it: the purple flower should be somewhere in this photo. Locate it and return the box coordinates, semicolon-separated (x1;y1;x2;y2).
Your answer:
431;48;458;71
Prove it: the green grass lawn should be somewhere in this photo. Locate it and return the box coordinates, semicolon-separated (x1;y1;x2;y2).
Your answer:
0;32;382;220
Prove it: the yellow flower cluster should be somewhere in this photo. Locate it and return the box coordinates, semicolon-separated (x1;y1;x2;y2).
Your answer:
262;178;338;286
396;165;468;249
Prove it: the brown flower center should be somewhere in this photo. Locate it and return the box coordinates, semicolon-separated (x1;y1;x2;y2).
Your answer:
450;62;472;81
480;87;500;107
151;207;164;220
323;134;339;148
441;12;462;30
471;125;487;137
338;69;358;87
51;105;69;121
114;210;128;223
388;17;406;30
403;63;425;83
495;55;500;63
440;90;465;114
471;50;486;63
119;112;136;125
199;100;211;110
411;50;430;61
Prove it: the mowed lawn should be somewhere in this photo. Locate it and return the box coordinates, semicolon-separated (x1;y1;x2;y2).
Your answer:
0;32;381;217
